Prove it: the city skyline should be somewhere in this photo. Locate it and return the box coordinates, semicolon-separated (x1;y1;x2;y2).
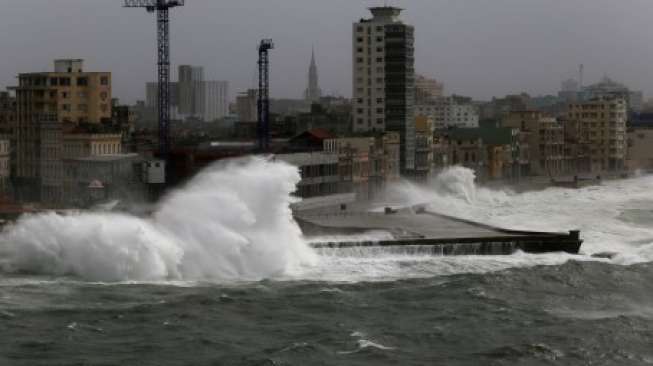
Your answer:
0;0;652;103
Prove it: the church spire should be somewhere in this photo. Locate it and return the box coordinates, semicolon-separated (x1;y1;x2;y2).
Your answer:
304;46;322;103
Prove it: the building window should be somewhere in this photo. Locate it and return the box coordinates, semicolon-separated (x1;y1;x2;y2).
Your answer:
100;76;109;85
62;104;71;111
59;78;71;86
356;57;364;64
50;78;58;86
376;57;383;63
62;92;69;99
77;77;88;86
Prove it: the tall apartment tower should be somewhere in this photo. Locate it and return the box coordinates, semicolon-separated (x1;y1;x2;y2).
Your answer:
353;7;415;174
304;49;322;104
204;81;229;122
178;65;205;118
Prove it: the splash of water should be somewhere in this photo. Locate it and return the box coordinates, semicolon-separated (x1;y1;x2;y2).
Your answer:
0;157;316;282
388;166;653;263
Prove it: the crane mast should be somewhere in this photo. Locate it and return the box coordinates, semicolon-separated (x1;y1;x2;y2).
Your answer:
124;0;184;162
257;39;274;152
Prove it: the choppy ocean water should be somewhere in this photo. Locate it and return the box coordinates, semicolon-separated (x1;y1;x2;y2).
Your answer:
2;261;653;365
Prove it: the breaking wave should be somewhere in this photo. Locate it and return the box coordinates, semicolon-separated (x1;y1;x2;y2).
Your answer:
0;157;316;282
387;166;653;265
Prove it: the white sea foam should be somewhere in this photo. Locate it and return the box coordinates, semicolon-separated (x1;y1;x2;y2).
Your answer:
386;166;653;263
0;157;317;282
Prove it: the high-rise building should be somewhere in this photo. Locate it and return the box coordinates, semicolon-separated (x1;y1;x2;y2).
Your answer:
178;65;205;117
566;96;627;173
11;59;112;201
304;49;322;104
204;81;229;122
236;89;258;122
146;81;179;121
353;6;415;174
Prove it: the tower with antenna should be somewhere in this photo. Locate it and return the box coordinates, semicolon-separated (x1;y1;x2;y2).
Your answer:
124;0;184;161
257;39;274;152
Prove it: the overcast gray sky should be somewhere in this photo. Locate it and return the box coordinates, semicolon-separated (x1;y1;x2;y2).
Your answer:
0;0;652;103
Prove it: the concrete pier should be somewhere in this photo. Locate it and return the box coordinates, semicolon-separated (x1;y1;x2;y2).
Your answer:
296;207;582;255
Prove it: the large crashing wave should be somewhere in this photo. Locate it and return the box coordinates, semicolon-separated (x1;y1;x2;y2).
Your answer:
0;157;316;282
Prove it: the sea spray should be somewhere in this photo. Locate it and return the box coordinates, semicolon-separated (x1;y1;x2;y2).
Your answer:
0;157;317;282
388;166;653;260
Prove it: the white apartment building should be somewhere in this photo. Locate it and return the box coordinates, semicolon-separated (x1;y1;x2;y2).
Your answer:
204;81;229;122
415;97;479;129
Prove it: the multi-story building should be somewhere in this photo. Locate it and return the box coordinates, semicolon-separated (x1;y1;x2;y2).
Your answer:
40;120;122;206
146;81;180;121
582;76;643;114
446;127;521;181
0;139;10;198
178;65;205;118
323;137;372;199
414;115;433;181
274;152;340;199
414;74;443;104
63;153;145;207
204;81;229;122
0;91;16;135
566;96;628;173
236;89;258;122
479;93;533;121
503;110;565;176
322;132;400;200
415;96;479;130
11;59;112;202
627;127;653;172
353;6;415;175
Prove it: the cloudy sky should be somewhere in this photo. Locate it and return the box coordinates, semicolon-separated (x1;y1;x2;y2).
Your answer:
0;0;652;103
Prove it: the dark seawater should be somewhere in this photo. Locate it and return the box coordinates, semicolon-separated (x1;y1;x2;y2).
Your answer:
2;261;653;366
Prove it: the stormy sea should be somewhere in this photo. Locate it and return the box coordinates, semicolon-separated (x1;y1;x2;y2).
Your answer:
1;158;653;365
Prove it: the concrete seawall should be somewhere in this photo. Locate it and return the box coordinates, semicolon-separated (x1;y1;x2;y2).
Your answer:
296;207;582;256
